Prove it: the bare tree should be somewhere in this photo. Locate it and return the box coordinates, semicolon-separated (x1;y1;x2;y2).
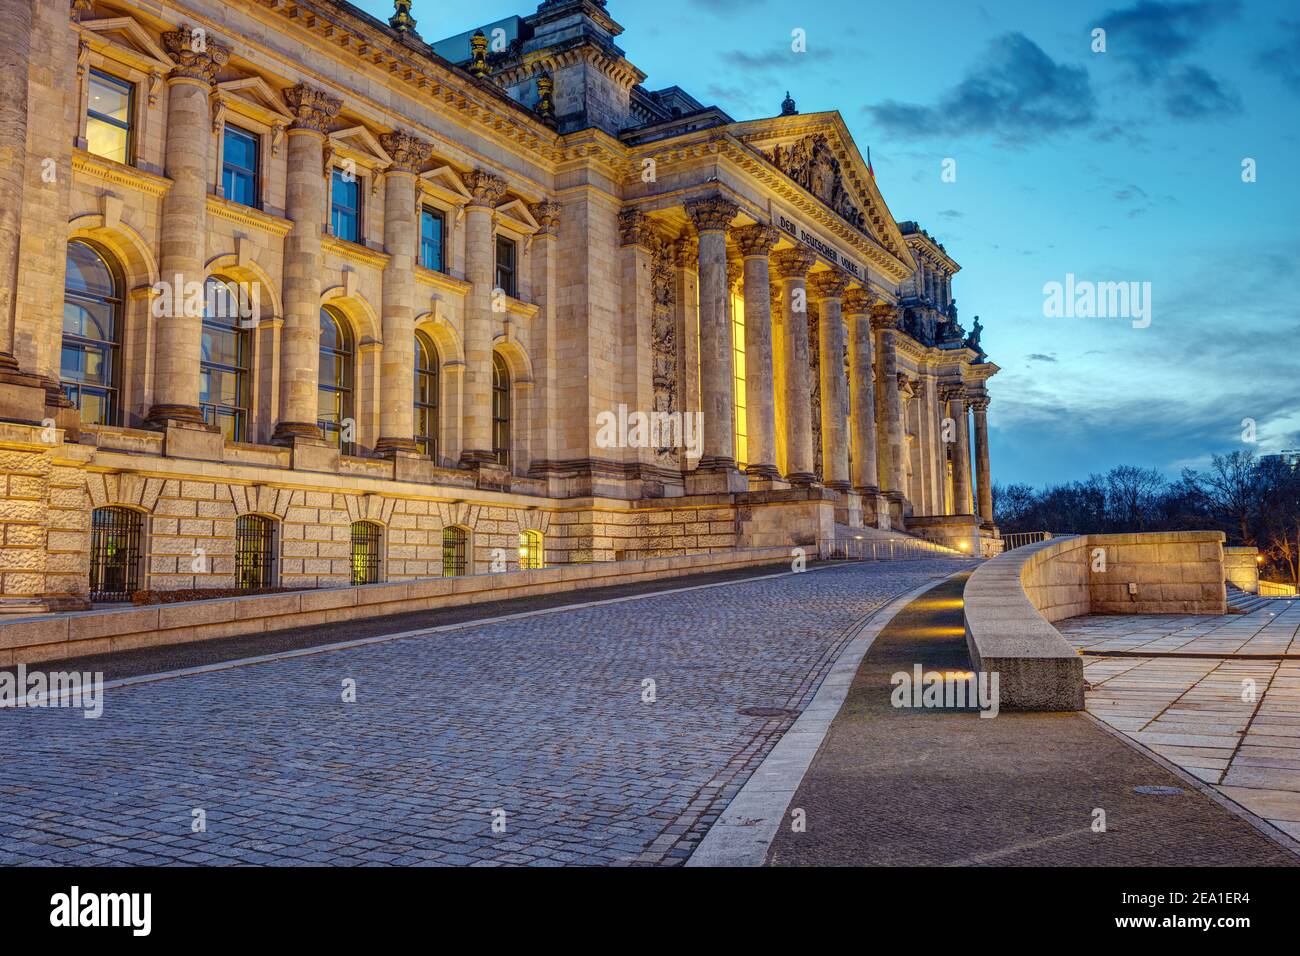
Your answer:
1105;465;1166;531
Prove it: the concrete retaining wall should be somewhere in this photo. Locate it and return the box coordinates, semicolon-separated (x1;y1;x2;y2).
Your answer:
964;531;1226;711
0;547;796;667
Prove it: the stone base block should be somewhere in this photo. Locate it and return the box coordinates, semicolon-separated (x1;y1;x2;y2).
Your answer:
162;422;224;461
290;437;341;473
686;467;748;495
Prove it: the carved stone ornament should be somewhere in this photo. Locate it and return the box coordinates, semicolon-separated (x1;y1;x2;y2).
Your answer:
161;26;230;85
733;224;781;258
684;195;739;234
379;130;433;174
766;133;868;234
464;168;508;207
283;83;343;134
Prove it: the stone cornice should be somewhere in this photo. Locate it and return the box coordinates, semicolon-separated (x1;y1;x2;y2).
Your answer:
72;150;172;198
322;235;391;269
206;195;294;238
414;267;471;296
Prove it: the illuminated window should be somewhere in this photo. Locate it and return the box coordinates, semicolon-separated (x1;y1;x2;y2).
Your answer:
518;530;544;570
62;240;123;427
492;352;510;468
318;307;354;452
731;288;747;467
420;207;445;272
350;521;382;585
442;526;468;577
87;70;132;165
201;277;250;442
414;330;439;459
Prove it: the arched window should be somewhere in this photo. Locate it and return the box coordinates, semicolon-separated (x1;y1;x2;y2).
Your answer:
90;506;142;601
442;526;468;577
235;515;276;590
201;277;251;442
319;307;355;452
350;521;383;586
414;330;439;460
62;240;123;427
492;352;510;468
518;530;544;570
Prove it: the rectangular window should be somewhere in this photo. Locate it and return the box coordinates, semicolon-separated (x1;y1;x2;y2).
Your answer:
331;168;362;243
222;125;260;208
495;236;517;298
86;70;133;165
420;207;446;272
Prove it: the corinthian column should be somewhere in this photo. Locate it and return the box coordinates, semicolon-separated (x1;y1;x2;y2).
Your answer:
376;130;432;457
733;224;781;483
148;27;230;427
459;168;508;466
972;395;994;526
683;195;742;490
274;83;341;443
942;383;973;515
772;247;817;485
809;270;851;491
0;0;33;377
871;303;905;504
843;288;878;495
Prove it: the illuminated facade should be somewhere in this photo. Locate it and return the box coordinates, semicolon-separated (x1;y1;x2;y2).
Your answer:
0;0;998;612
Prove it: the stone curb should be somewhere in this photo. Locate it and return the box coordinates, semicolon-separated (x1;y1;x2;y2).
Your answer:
685;571;965;867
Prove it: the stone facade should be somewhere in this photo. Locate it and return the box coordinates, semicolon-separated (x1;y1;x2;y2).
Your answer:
0;0;998;610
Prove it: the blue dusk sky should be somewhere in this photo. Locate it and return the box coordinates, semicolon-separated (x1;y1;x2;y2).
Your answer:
356;0;1300;487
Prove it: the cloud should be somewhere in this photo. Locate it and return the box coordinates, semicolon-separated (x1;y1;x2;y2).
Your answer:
1096;0;1240;80
937;209;964;220
1161;64;1241;117
1026;353;1059;363
1093;1;1241;119
864;33;1095;142
1257;20;1300;92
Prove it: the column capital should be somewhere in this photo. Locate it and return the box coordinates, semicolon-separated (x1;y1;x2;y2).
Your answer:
618;209;654;247
869;301;901;331
464;168;508;208
161;26;230;85
842;287;873;315
684;195;739;233
283;83;342;134
771;246;816;280
379;130;432;174
939;382;969;404
733;223;781;258
970;395;990;413
531;200;562;237
808;269;851;301
897;372;916;398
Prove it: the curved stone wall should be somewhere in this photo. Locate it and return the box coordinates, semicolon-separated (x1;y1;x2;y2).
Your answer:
963;531;1226;711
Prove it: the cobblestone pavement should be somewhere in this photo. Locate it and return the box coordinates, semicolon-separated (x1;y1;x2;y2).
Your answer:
766;576;1299;866
0;559;969;867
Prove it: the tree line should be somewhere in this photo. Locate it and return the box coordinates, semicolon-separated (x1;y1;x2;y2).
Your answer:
993;451;1300;585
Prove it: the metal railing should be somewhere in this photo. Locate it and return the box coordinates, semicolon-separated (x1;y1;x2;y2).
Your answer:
1000;531;1054;552
827;535;968;561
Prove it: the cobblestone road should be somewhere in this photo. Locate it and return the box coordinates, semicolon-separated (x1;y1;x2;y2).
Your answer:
0;559;968;866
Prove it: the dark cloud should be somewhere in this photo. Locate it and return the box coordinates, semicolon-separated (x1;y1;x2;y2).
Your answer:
720;46;836;74
938;209;964;220
1026;353;1059;363
1161;64;1241;117
1094;1;1241;120
1256;20;1300;92
864;33;1095;142
1096;0;1240;80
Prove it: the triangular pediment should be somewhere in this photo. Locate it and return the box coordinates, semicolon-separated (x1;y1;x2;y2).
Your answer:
730;113;914;270
216;77;293;127
327;126;393;170
80;16;175;73
495;199;539;235
419;165;472;205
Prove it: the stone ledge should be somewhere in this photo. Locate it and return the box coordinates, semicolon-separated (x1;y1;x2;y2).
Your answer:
0;547;795;667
